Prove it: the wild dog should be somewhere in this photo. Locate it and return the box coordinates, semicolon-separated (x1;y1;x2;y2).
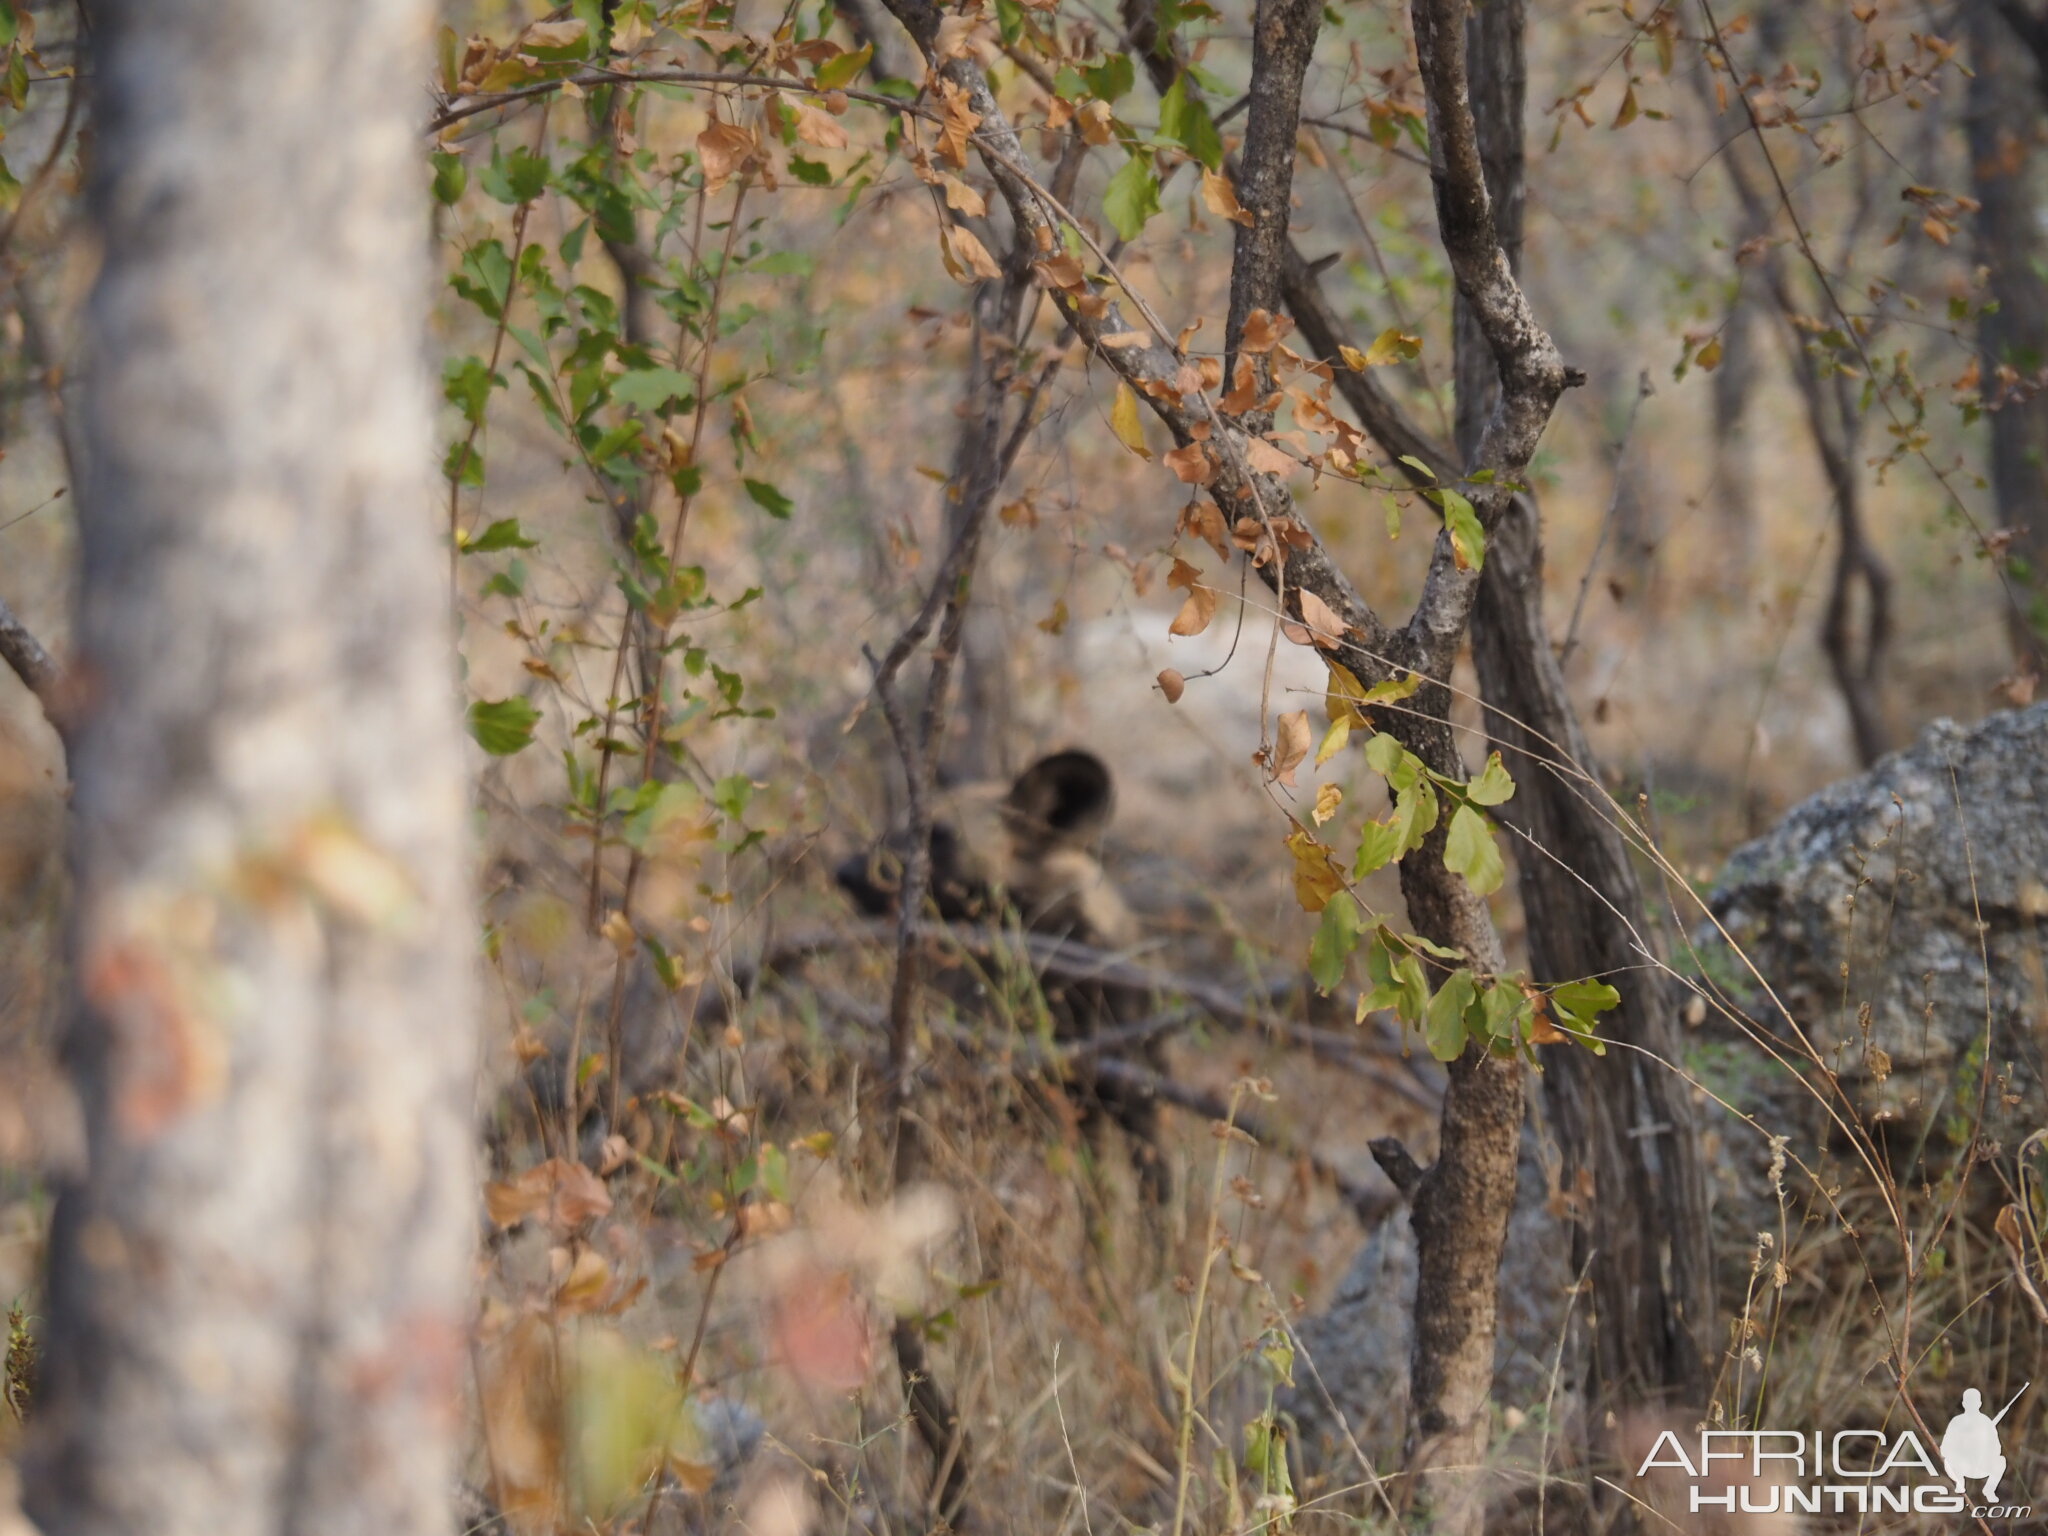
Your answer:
836;750;1170;1206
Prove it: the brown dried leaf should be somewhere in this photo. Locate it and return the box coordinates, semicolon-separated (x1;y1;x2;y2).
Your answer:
1240;308;1292;354
948;223;1003;280
1242;435;1296;477
698;120;757;189
1271;710;1310;786
1281;589;1347;651
936;78;982;168
485;1157;614;1233
522;18;588;49
1168;573;1217;637
1200;167;1255;227
794;101;849;150
940;173;986;216
1163;441;1215;484
1035;251;1085;290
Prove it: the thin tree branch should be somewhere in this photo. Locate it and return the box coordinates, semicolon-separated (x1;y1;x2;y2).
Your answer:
0;593;68;746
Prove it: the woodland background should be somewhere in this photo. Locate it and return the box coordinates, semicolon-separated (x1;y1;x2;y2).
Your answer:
0;0;2042;1531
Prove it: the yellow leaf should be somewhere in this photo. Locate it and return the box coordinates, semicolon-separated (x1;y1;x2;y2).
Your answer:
1360;669;1423;705
1315;715;1351;768
1110;380;1150;458
1325;661;1371;725
1355;327;1423;368
1285;827;1344;912
556;1247;612;1312
1312;781;1344;824
1612;83;1639;129
1696;336;1723;371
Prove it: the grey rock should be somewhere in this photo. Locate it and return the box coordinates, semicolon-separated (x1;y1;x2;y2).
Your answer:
1282;1131;1581;1469
1284;705;2048;1485
1704;703;2048;1151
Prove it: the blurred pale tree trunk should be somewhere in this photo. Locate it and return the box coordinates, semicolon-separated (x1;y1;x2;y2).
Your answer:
23;4;477;1536
1971;0;2048;677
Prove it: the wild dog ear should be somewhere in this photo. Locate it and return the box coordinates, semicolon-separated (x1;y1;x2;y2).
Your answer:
1006;751;1114;844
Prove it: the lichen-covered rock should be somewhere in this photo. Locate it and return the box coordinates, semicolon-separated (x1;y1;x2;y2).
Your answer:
1705;703;2048;1149
1286;705;2048;1492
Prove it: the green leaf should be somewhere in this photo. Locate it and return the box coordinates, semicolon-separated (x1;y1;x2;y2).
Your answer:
1551;978;1621;1024
1465;751;1516;807
442;355;500;426
611;367;696;414
1158;73;1223;171
451;240;513;320
1353;812;1405;879
1362;780;1439;877
468;697;542;755
1308;891;1361;992
1445;802;1504;896
1424;969;1476;1061
758;1143;791;1203
462;518;538;554
1360;927;1431;1023
713;773;753;820
620;781;700;850
483;145;551;206
751;249;815;276
1472;977;1527;1043
443;439;485;488
1439;486;1485;571
744;479;795;518
815;42;873;89
1365;730;1423;790
431;150;468;206
1102;155;1161;241
1081;52;1135;102
789;154;835;186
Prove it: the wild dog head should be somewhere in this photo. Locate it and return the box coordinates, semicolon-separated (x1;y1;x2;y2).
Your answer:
836;750;1135;950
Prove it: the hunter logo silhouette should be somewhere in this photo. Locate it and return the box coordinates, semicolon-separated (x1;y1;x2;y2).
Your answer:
1941;1384;2026;1503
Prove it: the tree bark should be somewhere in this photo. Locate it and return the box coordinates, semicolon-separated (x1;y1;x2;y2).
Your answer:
864;0;1569;1523
1970;0;2048;677
1456;0;1715;1414
24;5;477;1536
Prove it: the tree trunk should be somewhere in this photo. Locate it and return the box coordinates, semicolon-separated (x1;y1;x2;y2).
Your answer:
1969;0;2048;677
1456;0;1715;1416
25;5;477;1536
